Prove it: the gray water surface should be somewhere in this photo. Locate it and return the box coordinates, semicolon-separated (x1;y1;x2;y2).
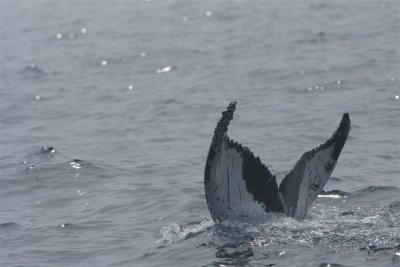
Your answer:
1;1;399;266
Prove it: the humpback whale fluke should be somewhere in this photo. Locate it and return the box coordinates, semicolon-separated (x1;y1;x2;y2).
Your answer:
204;101;350;222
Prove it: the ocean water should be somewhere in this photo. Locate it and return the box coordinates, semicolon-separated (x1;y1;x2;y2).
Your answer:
1;0;399;266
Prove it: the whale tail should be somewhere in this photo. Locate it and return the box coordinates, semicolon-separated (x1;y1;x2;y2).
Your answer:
204;101;350;222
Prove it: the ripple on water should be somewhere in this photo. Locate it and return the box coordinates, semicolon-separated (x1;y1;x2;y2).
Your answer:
19;64;47;77
0;222;23;232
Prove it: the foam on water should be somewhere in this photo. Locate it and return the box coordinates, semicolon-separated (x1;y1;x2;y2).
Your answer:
157;219;215;245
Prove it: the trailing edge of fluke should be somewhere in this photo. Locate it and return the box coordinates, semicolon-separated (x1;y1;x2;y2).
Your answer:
204;101;350;222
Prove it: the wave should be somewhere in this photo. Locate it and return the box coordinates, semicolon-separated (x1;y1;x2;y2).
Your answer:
319;186;400;199
353;185;400;194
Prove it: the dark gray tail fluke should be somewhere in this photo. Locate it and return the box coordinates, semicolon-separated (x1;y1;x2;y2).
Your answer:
279;113;351;219
204;101;351;222
204;102;283;222
204;102;237;221
204;101;236;186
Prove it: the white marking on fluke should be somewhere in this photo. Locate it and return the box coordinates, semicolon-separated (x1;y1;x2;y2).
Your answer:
204;101;351;222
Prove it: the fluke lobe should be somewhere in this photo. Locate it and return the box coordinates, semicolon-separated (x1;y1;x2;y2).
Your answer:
204;101;350;222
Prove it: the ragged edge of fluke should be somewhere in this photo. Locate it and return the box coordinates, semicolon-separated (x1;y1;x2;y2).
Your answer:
208;101;236;159
204;101;351;222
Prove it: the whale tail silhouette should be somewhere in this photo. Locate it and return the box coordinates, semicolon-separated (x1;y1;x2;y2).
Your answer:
204;101;350;222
